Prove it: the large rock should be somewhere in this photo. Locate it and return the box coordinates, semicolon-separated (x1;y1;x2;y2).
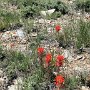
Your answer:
81;86;89;90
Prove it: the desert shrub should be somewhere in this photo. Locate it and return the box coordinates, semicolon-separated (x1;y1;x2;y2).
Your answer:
75;0;90;12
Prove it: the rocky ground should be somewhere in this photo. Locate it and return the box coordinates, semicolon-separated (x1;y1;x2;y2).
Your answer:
0;27;90;90
0;0;90;89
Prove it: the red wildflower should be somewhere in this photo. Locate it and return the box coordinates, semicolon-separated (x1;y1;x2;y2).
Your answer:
56;55;64;67
56;61;63;67
54;75;64;86
56;55;64;61
37;47;44;55
55;25;61;32
45;53;52;65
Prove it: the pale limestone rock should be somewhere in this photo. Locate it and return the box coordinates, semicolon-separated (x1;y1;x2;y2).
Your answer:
38;19;45;23
46;9;55;16
62;49;74;62
40;9;55;16
30;33;37;37
0;78;4;86
8;77;23;90
81;86;89;90
40;11;46;16
8;85;17;90
16;29;25;39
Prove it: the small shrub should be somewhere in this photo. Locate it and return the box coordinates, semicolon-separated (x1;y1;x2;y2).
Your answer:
21;6;40;19
23;67;46;90
51;11;61;19
0;9;20;31
65;76;79;90
63;19;90;49
54;1;69;14
75;0;90;12
0;51;31;80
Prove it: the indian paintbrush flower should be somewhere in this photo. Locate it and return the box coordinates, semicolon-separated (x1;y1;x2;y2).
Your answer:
45;53;52;66
54;75;64;87
56;55;64;67
37;47;44;55
55;25;61;32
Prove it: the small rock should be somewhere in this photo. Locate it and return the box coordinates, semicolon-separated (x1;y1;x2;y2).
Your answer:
75;55;85;60
8;85;17;90
30;33;37;37
62;49;74;62
40;9;55;16
81;86;89;90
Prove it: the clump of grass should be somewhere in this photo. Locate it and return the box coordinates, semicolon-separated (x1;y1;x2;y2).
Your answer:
76;20;90;48
65;76;79;90
23;68;46;90
0;9;20;31
63;19;90;49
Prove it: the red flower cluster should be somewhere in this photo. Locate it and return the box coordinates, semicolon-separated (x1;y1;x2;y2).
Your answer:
45;53;52;65
55;25;61;32
37;47;44;55
37;47;65;89
56;55;64;67
54;75;64;86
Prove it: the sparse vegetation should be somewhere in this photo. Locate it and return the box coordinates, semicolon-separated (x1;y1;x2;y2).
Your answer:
0;0;90;90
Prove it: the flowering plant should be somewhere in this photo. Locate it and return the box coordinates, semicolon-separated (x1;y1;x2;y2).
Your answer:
55;25;61;32
54;75;65;88
56;55;64;67
45;53;52;66
37;47;44;55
